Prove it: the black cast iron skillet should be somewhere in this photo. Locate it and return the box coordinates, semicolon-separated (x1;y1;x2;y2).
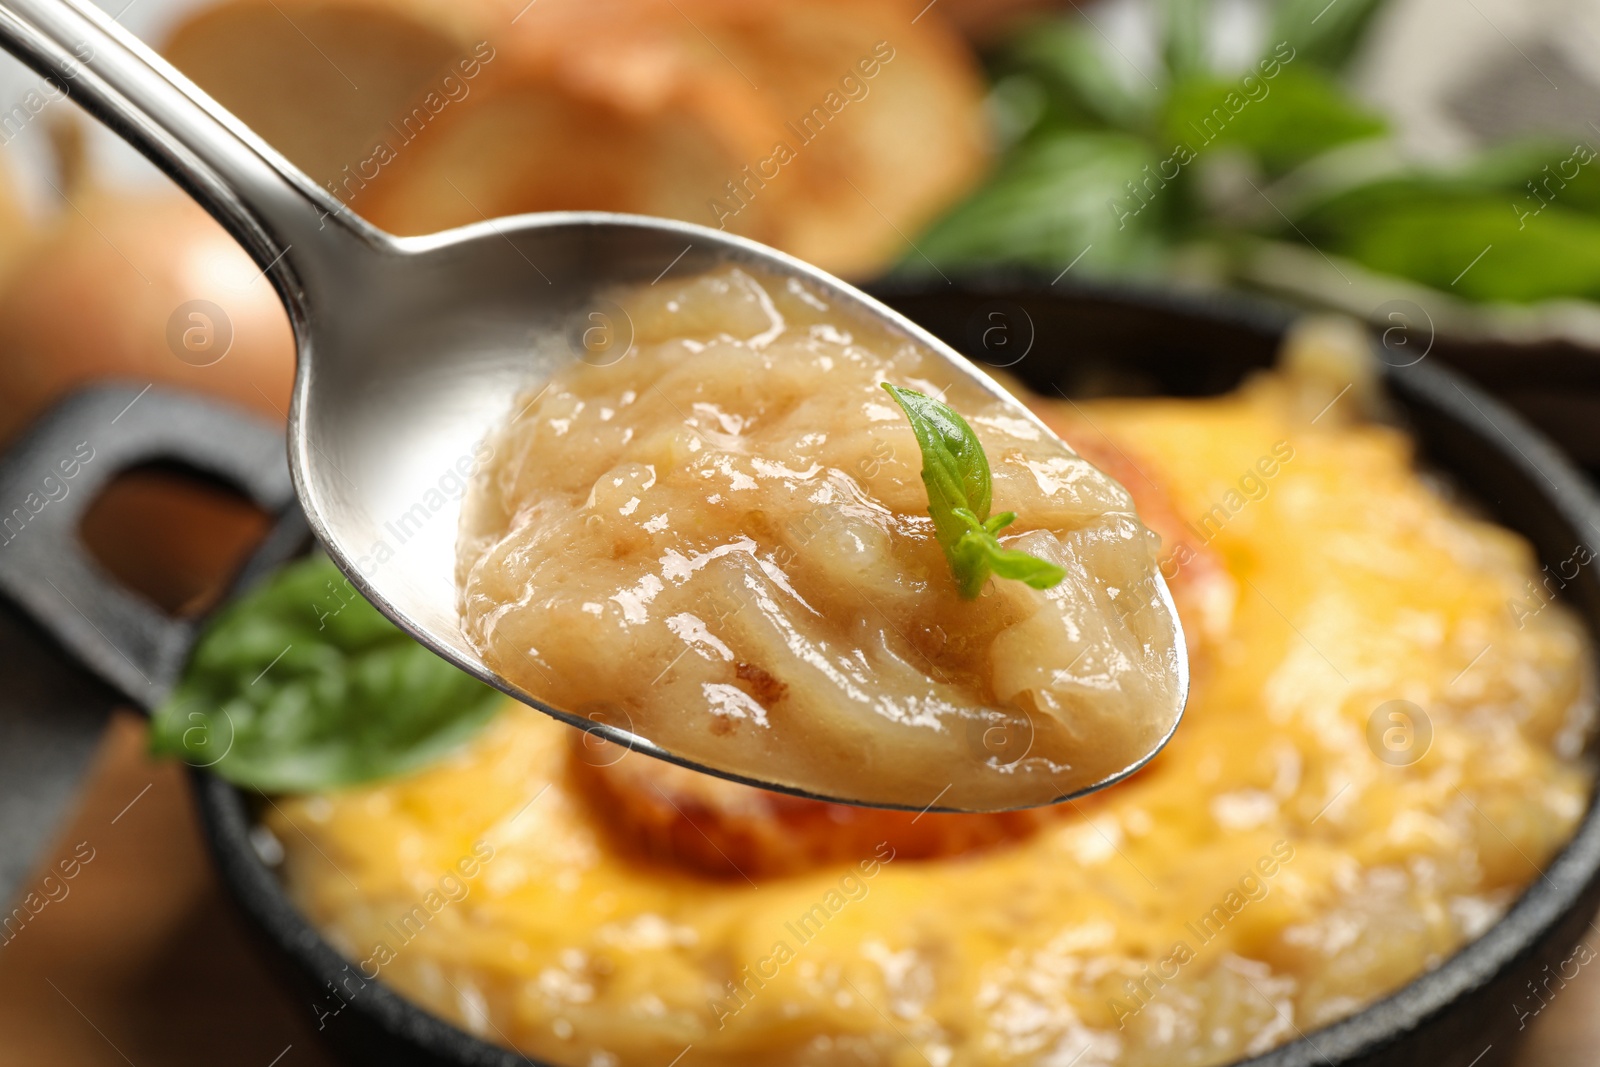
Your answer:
2;280;1598;1067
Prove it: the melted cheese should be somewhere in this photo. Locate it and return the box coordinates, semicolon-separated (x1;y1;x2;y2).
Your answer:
273;367;1593;1067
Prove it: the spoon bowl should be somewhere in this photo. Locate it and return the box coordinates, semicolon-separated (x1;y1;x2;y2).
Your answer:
0;0;1189;810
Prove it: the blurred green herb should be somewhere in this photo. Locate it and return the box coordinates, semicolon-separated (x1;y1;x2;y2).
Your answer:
912;0;1600;307
1269;0;1389;71
150;555;501;791
882;383;1067;599
1161;67;1384;175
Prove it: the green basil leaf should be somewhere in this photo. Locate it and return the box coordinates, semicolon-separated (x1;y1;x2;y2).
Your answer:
999;21;1157;132
1163;67;1386;175
907;129;1172;275
1269;0;1391;72
1161;0;1212;81
963;531;1071;589
1412;137;1600;214
882;384;1067;599
1295;176;1600;303
883;384;992;521
150;555;502;791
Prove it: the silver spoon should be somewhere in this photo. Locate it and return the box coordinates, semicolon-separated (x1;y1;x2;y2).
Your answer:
0;0;1187;812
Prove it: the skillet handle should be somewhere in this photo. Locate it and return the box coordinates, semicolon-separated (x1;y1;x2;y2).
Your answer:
0;384;294;708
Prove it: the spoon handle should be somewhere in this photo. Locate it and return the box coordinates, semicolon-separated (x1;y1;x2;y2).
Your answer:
0;0;373;320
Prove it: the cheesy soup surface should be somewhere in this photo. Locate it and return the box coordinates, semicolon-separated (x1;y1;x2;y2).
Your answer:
455;267;1184;810
274;353;1594;1067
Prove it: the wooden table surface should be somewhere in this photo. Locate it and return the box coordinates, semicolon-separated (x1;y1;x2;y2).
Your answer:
0;712;339;1067
0;711;1593;1067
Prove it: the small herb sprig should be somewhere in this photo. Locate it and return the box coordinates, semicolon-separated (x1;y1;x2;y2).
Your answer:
882;383;1067;599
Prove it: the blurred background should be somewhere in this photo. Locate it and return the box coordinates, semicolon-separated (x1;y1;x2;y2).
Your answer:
3;0;1598;499
1;0;1598;1062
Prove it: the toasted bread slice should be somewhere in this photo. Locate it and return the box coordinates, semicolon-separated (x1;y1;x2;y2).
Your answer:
164;0;482;187
571;737;1069;880
163;0;990;276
